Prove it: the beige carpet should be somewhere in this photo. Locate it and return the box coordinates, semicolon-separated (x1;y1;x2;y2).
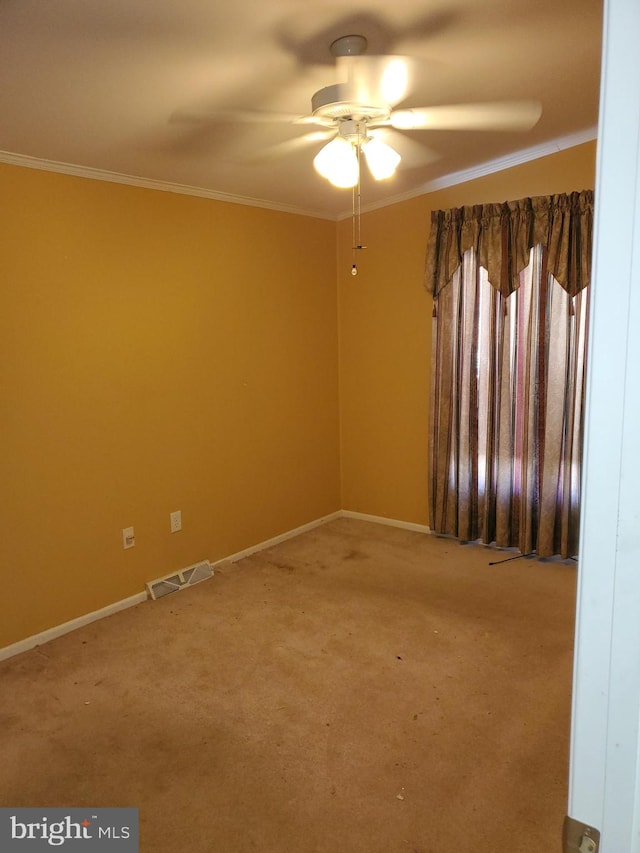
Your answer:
0;518;576;852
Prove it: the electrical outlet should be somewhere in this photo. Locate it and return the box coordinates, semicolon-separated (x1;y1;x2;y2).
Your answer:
122;526;135;549
170;510;182;533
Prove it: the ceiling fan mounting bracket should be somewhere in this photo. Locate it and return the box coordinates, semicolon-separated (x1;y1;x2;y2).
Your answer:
330;35;368;57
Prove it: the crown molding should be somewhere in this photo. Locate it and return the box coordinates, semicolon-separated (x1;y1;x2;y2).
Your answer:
1;126;597;223
0;150;335;221
337;125;599;219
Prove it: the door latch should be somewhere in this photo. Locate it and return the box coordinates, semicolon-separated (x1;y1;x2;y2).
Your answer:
563;816;600;853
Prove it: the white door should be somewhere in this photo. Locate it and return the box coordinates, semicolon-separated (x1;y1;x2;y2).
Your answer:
569;0;640;849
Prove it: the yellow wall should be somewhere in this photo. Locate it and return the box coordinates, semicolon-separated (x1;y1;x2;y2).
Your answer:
337;140;597;524
0;165;340;648
0;141;598;649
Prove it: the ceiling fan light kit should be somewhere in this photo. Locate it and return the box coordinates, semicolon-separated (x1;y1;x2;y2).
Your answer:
362;137;401;180
313;135;359;188
313;118;401;188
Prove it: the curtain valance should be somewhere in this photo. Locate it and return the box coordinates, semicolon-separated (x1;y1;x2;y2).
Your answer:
424;190;594;298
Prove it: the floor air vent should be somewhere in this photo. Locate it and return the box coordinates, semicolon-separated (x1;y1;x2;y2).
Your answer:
146;560;213;600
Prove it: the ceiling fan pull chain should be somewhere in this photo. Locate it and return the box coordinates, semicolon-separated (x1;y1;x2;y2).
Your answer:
351;126;367;276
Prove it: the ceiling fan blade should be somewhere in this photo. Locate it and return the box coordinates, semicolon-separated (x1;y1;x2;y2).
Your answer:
171;108;306;126
390;101;543;131
292;114;339;128
335;54;415;107
170;108;336;132
240;131;335;164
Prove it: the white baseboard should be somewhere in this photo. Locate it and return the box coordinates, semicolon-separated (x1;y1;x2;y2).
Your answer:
211;511;343;567
0;592;148;663
0;508;426;662
339;510;431;534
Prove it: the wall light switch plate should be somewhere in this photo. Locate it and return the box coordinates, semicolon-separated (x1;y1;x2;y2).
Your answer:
170;510;182;533
122;526;135;549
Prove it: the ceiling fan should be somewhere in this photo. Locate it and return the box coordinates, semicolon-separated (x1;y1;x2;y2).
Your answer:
280;33;543;189
174;33;542;274
173;33;543;190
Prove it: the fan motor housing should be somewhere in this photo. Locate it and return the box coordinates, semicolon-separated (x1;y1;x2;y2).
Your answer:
311;84;390;122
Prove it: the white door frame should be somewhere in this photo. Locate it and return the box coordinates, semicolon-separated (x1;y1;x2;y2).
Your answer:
569;0;640;849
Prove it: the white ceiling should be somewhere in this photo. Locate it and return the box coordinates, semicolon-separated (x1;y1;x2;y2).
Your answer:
0;0;602;219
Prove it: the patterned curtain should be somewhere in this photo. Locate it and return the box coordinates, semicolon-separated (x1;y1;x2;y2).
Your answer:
426;191;593;558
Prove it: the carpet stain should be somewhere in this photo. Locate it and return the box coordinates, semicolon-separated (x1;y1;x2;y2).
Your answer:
271;561;297;572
